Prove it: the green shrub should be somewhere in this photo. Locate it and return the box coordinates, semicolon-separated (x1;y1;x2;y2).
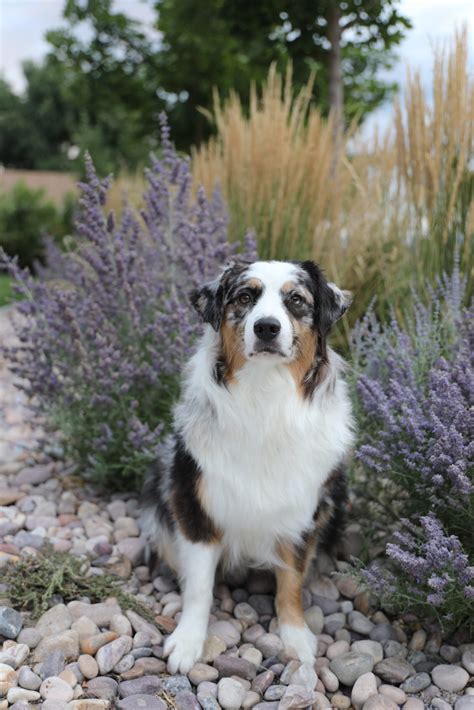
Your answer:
2;547;156;622
0;182;75;270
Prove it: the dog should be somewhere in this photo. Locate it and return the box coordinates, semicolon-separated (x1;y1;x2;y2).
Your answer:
141;258;354;673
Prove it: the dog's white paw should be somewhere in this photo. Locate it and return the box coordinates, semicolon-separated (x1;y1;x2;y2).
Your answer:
164;624;205;674
279;623;318;663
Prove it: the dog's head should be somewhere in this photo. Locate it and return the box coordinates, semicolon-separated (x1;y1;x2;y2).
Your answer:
191;259;351;386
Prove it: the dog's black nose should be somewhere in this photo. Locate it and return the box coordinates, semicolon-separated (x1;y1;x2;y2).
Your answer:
254;317;281;342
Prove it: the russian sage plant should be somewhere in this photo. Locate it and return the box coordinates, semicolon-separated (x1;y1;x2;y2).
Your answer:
1;117;256;490
350;266;473;630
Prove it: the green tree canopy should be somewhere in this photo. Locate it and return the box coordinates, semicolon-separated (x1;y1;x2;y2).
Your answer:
156;0;412;143
0;0;411;168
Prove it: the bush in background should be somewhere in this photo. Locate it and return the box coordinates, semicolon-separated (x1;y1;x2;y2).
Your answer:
193;29;473;344
1;118;256;490
0;181;75;271
350;265;473;631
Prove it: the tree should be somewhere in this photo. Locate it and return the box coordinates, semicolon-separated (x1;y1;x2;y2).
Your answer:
156;0;411;145
0;61;73;170
0;79;31;168
1;0;411;168
44;0;166;173
275;1;412;136
155;0;286;146
1;0;164;175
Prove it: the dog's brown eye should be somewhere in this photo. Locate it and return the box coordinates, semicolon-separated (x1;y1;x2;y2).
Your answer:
238;292;251;305
291;294;303;306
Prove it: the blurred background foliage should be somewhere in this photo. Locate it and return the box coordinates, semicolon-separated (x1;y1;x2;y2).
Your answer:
1;0;411;172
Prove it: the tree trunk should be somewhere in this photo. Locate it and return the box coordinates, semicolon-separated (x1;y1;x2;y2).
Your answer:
327;3;343;159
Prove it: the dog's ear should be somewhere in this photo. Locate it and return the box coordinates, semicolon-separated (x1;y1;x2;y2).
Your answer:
298;260;352;334
191;258;253;331
322;282;353;331
190;276;224;331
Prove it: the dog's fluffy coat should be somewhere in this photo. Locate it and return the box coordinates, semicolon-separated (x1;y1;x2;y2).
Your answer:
141;259;354;673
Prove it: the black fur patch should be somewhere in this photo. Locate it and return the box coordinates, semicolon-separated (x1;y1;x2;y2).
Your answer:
170;436;220;543
297;260;348;335
140;459;174;531
314;464;348;554
213;356;227;386
190;283;224;331
294;528;317;574
190;259;252;332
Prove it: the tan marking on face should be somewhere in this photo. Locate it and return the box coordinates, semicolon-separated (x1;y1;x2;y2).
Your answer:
275;542;305;628
220;316;246;384
287;322;317;397
245;277;263;290
281;281;314;303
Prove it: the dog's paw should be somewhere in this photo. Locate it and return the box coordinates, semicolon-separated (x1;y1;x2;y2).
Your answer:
164;624;205;674
279;623;318;663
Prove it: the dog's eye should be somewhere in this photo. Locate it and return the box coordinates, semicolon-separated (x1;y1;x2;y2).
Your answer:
290;294;303;306
238;292;251;305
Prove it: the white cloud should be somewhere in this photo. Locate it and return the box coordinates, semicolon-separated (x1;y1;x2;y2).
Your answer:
0;0;64;91
0;0;157;92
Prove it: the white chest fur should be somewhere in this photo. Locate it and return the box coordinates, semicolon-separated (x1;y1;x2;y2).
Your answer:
174;334;354;567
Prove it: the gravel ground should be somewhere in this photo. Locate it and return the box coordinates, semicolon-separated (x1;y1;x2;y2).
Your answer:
0;308;473;710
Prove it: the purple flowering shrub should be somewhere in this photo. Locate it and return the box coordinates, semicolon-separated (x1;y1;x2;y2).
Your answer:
1;118;256;490
350;266;473;629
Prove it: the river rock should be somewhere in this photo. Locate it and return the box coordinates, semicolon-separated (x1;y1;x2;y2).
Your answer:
234;603;259;626
255;633;283;658
207;621;241;648
214;654;257;681
77;654;99;680
348;611;374;636
40;676;75;702
96;636;133;675
17;666;41;690
175;689;201;710
35;605;72;638
431;665;469;692
304;606;324;635
373;656;416;684
330;652;374;686
352;641;384;664
33;630;79;663
351;672;378;709
0;607;22;640
279;684;318;709
362;695;398;710
68;601;122;627
201;635;227;664
118;675;162;698
188;663;219;685
401;672;431;693
117;695;167;710
7;687;41;703
217;677;247;709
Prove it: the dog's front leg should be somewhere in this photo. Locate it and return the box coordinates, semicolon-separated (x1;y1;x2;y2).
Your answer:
164;536;221;674
275;541;318;663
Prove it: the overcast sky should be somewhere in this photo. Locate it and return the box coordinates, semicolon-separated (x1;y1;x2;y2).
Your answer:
1;0;473;132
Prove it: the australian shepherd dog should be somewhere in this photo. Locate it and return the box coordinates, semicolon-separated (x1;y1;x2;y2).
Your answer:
141;259;354;673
